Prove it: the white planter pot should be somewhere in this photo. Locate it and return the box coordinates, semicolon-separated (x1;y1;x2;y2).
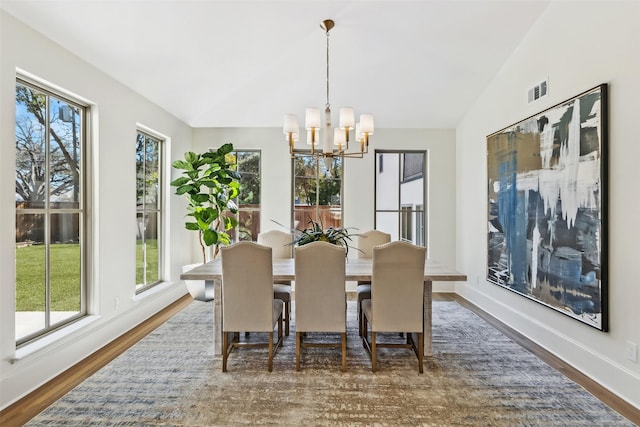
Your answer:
182;263;214;302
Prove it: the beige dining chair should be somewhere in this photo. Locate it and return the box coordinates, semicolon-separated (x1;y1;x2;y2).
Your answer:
356;230;391;336
221;241;284;372
257;230;293;336
361;240;426;373
294;241;347;371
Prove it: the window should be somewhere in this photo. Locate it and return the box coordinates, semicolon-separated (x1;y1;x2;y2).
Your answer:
15;79;86;345
402;152;424;182
228;150;261;242
136;130;162;292
375;150;426;247
292;155;343;231
415;204;425;247
400;205;413;242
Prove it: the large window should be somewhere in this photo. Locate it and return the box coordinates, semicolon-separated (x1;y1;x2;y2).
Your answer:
136;130;162;292
375;151;426;247
228;150;261;242
15;79;86;345
292;155;343;231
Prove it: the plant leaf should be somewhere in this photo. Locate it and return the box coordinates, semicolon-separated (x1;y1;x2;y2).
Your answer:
202;229;218;246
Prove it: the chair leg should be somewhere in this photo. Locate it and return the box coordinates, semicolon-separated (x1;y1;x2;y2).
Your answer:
222;331;228;372
268;331;273;372
357;301;362;337
361;312;369;348
284;300;290;336
341;332;347;372
417;332;424;374
296;332;302;371
371;331;377;372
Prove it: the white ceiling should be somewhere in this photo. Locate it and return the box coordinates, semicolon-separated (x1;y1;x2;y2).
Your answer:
1;0;550;128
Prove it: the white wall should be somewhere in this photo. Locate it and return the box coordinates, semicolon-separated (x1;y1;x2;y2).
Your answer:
193;127;458;292
0;12;193;409
456;1;640;410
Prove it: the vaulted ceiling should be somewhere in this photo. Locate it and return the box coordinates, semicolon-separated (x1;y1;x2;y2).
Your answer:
1;1;550;128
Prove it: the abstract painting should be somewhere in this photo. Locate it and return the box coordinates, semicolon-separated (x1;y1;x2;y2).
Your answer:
486;84;608;330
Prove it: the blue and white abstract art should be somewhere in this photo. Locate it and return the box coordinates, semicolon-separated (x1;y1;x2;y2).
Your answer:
486;84;608;330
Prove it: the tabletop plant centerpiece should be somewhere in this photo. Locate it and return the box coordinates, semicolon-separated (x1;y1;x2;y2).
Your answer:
290;218;358;256
171;143;240;264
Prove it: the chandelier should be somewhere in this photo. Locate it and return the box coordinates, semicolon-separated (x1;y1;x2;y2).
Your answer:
283;19;374;161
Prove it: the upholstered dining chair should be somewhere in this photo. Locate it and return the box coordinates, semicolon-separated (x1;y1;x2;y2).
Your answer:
257;230;293;336
221;242;284;372
356;230;391;336
294;241;347;371
361;240;426;373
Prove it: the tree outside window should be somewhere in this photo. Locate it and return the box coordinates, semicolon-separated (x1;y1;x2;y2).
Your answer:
293;155;343;231
136;131;162;291
15;79;85;345
227;150;261;242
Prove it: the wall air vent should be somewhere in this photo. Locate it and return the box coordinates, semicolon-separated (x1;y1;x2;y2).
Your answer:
527;79;549;104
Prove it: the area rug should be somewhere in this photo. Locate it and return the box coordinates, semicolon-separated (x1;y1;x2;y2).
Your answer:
27;300;635;426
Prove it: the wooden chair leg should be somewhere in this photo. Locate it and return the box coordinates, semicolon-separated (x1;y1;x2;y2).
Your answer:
341;332;347;372
296;332;302;371
371;331;377;372
268;331;273;372
418;332;424;374
222;331;228;372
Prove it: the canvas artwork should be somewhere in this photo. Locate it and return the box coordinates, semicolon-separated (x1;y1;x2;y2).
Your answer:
486;84;607;330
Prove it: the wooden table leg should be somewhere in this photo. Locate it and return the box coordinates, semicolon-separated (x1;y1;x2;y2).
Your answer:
423;280;433;357
212;279;222;355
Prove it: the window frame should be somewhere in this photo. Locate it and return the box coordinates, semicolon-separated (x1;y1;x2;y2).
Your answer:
15;77;88;347
135;129;164;293
291;155;344;231
229;149;261;242
374;150;427;250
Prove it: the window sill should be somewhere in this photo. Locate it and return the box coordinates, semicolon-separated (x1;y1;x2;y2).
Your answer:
132;280;175;302
12;314;102;363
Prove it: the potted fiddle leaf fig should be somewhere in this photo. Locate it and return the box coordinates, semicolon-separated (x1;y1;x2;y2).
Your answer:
171;143;240;263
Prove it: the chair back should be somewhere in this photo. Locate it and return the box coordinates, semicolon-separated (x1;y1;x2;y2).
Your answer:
257;230;292;260
221;242;275;332
357;230;391;258
371;241;426;332
294;242;346;332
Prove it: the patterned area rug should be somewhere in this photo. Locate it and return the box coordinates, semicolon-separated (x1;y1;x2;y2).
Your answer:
28;300;635;426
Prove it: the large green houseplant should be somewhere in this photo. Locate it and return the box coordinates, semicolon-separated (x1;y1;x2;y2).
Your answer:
171;143;240;264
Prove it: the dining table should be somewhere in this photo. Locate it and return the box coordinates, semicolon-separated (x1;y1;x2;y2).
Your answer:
180;257;467;357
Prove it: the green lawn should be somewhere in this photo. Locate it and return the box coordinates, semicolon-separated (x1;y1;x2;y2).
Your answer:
136;239;159;286
16;243;81;311
16;241;158;311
